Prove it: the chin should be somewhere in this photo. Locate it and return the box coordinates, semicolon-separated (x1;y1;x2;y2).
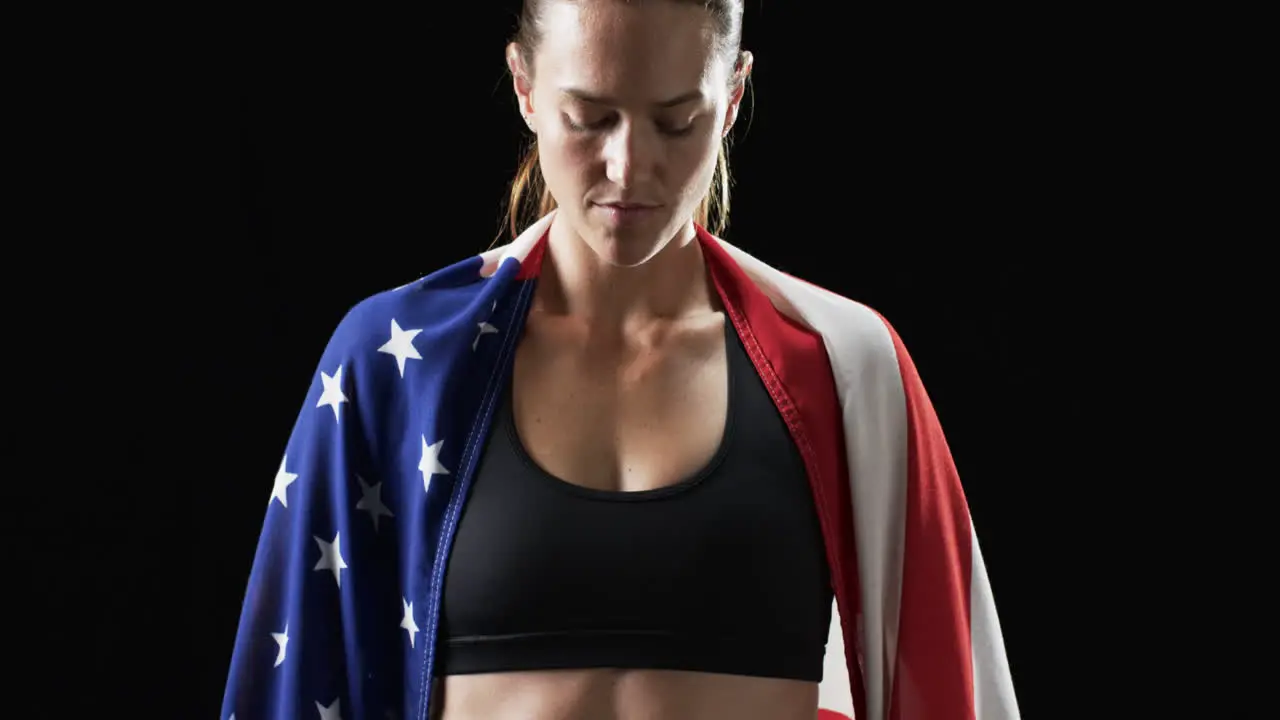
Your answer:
584;232;662;268
583;210;676;268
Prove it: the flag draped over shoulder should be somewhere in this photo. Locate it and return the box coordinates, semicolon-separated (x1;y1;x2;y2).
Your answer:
221;210;1019;720
712;237;1020;719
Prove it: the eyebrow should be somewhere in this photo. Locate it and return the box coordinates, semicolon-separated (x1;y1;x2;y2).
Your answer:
562;88;705;109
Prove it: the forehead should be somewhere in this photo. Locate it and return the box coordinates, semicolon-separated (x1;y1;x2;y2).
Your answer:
534;1;724;100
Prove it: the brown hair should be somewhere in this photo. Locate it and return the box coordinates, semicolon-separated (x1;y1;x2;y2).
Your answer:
499;0;747;243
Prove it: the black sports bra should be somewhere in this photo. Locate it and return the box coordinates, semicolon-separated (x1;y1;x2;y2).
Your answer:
437;317;833;682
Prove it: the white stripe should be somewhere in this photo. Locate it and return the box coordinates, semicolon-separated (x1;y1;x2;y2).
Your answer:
970;526;1020;719
478;211;557;276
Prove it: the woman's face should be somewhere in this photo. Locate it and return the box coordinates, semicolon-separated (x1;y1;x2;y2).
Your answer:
509;0;748;267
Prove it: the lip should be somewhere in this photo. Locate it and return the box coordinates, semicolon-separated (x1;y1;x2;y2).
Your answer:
591;202;662;225
594;202;660;210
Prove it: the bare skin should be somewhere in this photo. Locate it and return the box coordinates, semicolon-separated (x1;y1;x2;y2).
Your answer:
434;669;819;720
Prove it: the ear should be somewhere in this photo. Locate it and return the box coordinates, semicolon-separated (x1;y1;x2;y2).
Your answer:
506;42;536;128
721;50;753;138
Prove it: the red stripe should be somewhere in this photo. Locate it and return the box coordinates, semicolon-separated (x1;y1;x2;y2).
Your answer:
699;229;867;720
878;314;975;720
516;229;549;280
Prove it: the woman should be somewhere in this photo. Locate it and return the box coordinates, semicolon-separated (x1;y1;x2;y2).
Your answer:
220;1;1020;719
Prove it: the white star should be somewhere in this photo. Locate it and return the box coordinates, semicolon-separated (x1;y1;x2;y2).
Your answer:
472;321;498;351
316;698;343;720
271;623;288;667
473;302;500;351
400;597;419;648
377;319;423;378
270;455;298;509
316;365;348;423
355;474;393;532
418;436;450;492
313;533;348;588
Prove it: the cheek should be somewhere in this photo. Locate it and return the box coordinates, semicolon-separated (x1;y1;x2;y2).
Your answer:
538;131;602;183
675;131;722;194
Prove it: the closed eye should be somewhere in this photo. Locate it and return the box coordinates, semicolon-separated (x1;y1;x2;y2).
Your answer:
564;113;696;138
563;114;610;133
657;122;695;137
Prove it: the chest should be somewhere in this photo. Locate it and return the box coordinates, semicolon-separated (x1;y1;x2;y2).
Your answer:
510;315;729;493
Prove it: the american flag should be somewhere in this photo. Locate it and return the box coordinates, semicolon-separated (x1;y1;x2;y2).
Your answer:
221;211;1020;720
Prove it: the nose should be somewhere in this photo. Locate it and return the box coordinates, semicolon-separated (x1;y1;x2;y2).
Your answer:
602;121;656;188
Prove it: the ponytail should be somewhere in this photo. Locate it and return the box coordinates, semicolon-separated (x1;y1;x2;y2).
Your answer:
703;134;733;236
500;139;556;246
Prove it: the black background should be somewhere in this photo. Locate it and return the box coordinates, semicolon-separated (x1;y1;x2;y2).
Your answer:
44;1;1206;717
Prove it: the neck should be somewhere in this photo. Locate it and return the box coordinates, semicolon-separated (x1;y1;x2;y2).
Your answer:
537;218;712;329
